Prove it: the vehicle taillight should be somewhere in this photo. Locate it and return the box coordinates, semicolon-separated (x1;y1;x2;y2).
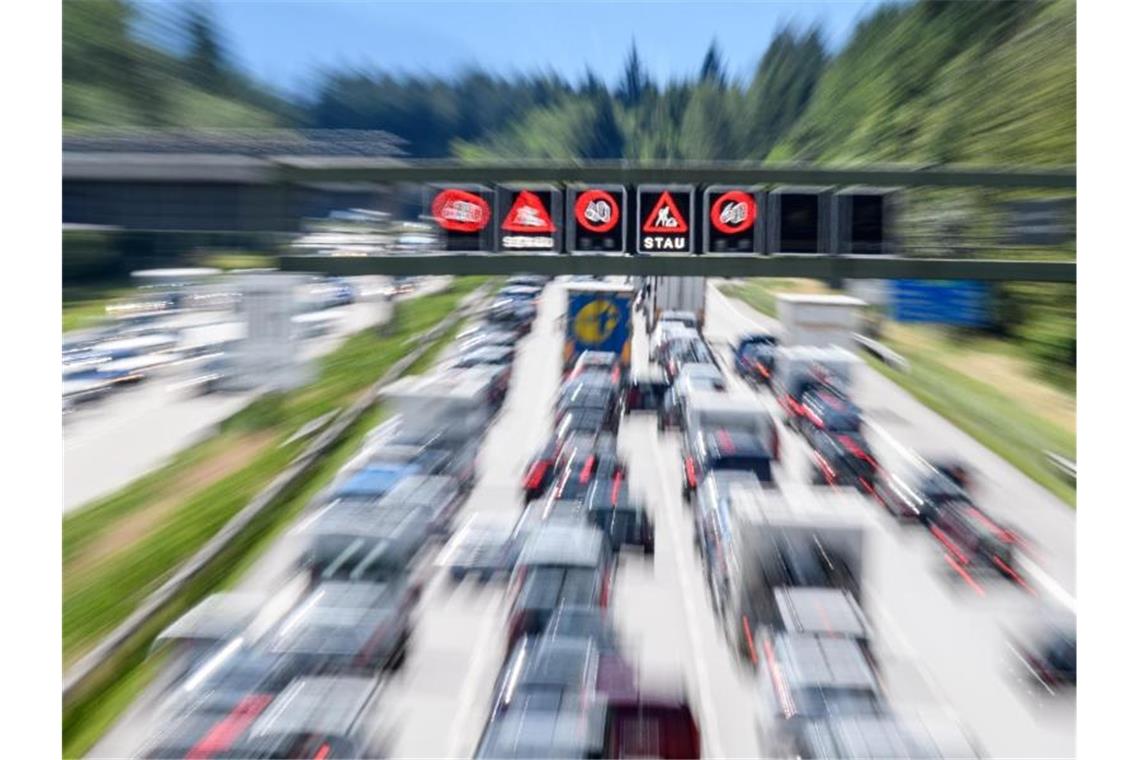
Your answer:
684;457;697;488
524;460;549;492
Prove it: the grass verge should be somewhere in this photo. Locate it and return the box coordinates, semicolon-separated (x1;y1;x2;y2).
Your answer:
62;279;486;756
720;279;1076;508
63;279;136;333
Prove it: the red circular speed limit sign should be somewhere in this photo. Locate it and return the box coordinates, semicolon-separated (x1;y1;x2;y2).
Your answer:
710;190;756;234
575;189;620;233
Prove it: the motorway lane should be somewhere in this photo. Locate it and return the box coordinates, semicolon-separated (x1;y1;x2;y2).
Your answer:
89;279;1075;759
700;284;1076;758
64;277;449;512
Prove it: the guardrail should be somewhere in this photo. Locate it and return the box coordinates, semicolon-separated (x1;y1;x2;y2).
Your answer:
62;282;492;706
854;333;911;373
277;254;1076;283
1045;451;1077;481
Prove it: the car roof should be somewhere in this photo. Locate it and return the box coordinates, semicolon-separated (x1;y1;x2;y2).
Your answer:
519;525;606;567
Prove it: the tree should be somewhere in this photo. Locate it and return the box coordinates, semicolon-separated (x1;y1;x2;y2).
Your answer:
678;83;734;160
184;4;229;94
741;26;826;158
699;41;727;88
616;43;650;107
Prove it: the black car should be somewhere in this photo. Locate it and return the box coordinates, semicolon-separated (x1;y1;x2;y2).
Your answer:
924;498;1020;583
733;334;779;385
583;478;655;554
682;427;774;501
799;388;863;435
805;428;880;494
1013;618;1076;691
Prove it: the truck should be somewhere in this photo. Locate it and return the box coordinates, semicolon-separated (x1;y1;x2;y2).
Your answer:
645;276;707;333
564;282;634;378
691;473;867;664
776;293;865;351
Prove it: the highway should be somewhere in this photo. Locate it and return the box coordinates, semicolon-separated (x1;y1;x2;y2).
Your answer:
63;276;448;512
89;279;1074;759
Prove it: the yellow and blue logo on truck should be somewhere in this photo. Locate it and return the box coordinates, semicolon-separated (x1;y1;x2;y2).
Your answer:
565;289;633;369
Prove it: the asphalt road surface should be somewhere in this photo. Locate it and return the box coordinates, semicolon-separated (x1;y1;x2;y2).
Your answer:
64;276;448;512
87;279;1075;759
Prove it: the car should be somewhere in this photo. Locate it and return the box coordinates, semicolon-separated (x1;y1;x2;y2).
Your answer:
650;323;698;364
805;428;880;495
505;565;607;651
622;368;671;416
438;513;520;583
507;526;614;649
1011;616;1076;692
681;427;774;501
798;387;863;435
735;340;779;386
457;326;518;356
923;499;1021;584
659;363;728;430
523;438;563;502
453;345;514;369
555;382;621;433
659;310;699;331
553;407;614;448
569;350;621;383
662;338;717;382
295;498;433;584
583;478;655;554
541;605;622;652
548;435;625;502
486;299;535;336
266;581;417;673
498;285;543;304
330;462;421;502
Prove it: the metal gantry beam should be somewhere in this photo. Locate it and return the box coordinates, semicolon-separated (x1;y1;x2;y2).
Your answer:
270;159;1076;190
276;253;1076;283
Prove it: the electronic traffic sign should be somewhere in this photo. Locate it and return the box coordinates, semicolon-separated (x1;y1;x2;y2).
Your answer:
427;184;495;251
703;186;765;254
495;184;563;252
636;185;694;254
566;185;626;254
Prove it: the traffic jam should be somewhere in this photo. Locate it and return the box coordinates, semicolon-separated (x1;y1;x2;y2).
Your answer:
124;269;1073;759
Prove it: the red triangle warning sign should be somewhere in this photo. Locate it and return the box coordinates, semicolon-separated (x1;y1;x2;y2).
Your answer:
642;192;689;233
502;190;555;233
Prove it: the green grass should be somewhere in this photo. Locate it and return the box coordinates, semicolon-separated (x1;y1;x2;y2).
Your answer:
62;279;135;333
721;279;1076;508
62;278;487;757
198;251;275;271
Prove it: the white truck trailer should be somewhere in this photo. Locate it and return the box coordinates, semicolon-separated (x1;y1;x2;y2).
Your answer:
776;293;865;351
646;276;707;333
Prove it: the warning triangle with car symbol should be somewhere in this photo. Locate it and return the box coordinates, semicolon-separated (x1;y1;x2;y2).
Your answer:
502;190;556;233
642;191;689;233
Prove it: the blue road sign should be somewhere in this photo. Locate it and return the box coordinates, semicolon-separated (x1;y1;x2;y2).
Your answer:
890;279;992;327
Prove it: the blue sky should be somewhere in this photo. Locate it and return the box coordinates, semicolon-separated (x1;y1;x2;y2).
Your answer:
145;1;885;97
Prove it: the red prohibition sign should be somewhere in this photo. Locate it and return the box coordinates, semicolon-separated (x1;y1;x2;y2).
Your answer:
575;189;620;233
432;189;491;232
710;191;756;234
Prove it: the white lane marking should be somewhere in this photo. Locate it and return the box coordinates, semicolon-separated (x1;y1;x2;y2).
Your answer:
647;426;727;759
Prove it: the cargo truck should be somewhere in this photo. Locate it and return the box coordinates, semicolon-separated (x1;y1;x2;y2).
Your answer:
564;282;634;378
645;276;707;333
